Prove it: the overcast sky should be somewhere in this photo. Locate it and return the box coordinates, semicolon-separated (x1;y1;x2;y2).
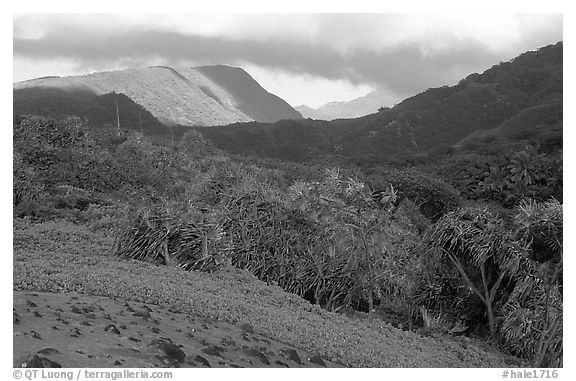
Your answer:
13;13;562;108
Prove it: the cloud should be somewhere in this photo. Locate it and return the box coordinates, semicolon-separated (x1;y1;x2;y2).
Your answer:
13;14;563;98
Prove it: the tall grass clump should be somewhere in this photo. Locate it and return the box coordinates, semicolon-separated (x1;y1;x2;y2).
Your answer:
113;202;231;272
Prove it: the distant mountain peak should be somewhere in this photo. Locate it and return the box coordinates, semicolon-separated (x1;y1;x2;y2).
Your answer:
296;89;400;121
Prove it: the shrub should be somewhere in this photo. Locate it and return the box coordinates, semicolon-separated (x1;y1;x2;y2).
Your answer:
369;167;461;220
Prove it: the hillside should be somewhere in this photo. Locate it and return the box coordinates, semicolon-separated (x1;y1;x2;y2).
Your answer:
13;87;168;136
195;42;562;161
14;65;302;127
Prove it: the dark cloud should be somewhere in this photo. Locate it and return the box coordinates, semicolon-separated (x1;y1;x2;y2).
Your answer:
13;25;562;97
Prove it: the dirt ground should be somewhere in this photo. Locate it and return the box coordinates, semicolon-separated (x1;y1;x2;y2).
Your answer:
14;290;342;368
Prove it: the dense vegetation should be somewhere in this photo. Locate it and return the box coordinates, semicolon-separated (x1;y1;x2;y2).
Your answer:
13;109;562;366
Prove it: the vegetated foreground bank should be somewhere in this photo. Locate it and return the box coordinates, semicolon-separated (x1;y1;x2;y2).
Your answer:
13;219;520;368
13;114;561;367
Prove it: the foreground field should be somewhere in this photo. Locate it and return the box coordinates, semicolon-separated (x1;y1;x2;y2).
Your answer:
13;219;523;367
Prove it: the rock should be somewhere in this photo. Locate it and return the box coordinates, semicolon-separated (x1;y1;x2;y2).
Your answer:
194;355;211;367
142;304;153;312
275;360;290;368
243;348;270;365
221;338;237;347
33;311;42;318
153;340;186;363
132;310;151;318
104;324;121;334
25;331;42;340
18;355;61;368
26;300;37;308
123;302;134;311
37;348;60;356
151;327;161;334
13;312;20;324
280;348;302;364
201;345;226;358
114;360;122;366
56;317;69;325
308;354;326;367
81;306;95;313
71;306;82;314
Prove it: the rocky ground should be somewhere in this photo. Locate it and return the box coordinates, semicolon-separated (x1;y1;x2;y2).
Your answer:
14;291;340;368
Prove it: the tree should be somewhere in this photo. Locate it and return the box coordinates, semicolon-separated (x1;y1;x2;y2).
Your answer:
423;207;527;340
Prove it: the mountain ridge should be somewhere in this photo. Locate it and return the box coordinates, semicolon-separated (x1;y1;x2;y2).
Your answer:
14;65;303;127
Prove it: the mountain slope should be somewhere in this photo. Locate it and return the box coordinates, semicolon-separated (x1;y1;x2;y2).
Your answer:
196;65;303;123
13;86;168;136
14;65;302;127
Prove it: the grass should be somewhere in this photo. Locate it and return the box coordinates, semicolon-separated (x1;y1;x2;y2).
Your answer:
13;218;523;367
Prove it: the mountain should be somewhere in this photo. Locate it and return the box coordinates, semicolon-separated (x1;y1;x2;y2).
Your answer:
195;65;303;123
13;65;303;127
295;90;399;120
194;42;562;162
